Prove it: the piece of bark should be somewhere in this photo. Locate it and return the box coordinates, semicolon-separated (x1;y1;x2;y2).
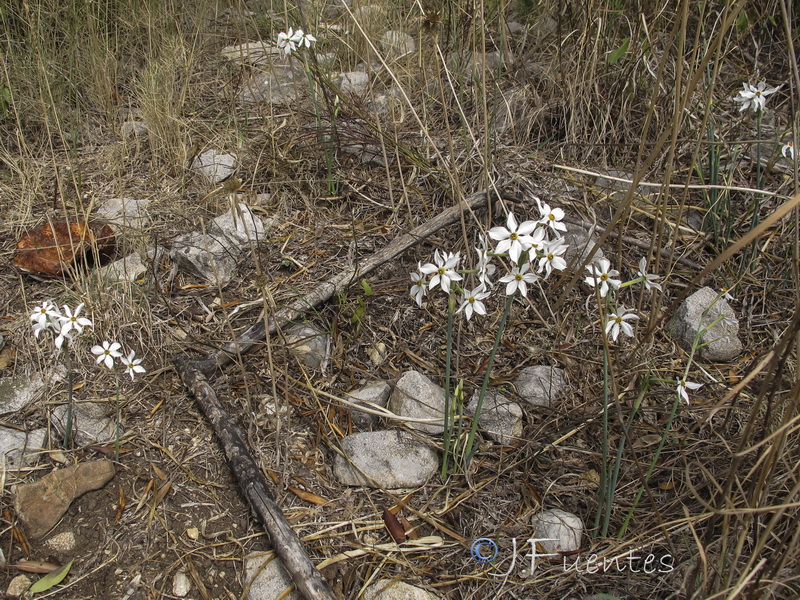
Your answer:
173;357;336;600
185;190;489;376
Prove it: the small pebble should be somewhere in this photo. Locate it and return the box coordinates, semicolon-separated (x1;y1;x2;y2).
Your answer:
172;571;191;597
7;575;31;597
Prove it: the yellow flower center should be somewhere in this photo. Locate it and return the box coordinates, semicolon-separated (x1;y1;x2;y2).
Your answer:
515;274;523;281
468;296;475;303
548;214;556;221
547;253;554;260
600;274;608;281
615;316;622;324
510;232;518;241
437;268;445;275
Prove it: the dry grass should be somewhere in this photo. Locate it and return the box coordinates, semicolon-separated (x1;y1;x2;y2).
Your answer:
0;0;799;598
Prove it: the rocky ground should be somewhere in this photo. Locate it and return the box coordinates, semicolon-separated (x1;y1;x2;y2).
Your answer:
0;2;798;599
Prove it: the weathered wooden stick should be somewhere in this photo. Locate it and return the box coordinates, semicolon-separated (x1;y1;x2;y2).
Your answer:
173;356;337;600
186;190;489;376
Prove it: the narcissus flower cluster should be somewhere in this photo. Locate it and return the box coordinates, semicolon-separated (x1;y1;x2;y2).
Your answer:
409;197;571;318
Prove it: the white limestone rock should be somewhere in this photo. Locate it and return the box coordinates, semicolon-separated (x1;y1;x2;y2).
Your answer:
467;389;523;445
334;430;438;488
668;286;742;361
514;366;566;408
531;508;584;554
388;371;445;434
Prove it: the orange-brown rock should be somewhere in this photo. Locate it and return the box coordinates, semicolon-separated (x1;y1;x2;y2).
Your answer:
13;221;115;277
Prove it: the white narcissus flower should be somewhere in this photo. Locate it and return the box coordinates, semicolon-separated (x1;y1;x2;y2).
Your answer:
605;306;639;341
474;236;496;287
291;29;317;49
637;257;662;291
676;378;702;404
537;199;567;233
499;262;539;297
537;238;569;278
419;249;462;293
527;226;548;257
91;341;123;369
409;269;428;306
488;212;537;264
457;285;490;321
31;301;62;338
277;28;298;55
584;258;621;298
734;81;781;113
30;300;60;327
57;303;93;341
782;141;795;160
123;350;146;380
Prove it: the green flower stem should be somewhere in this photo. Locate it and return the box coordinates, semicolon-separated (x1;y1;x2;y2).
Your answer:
620;305;714;536
596;345;611;535
114;373;121;462
64;345;73;449
745;110;764;271
441;292;456;478
463;294;514;470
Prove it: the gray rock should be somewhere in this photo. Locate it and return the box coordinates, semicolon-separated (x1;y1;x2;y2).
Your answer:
337;71;370;95
531;508;583;554
594;170;654;205
363;579;439;600
51;401;116;446
14;459;116;539
514;366;566;408
0;373;45;414
211;203;271;247
347;381;392;427
170;231;239;288
334;430;438;488
0;547;4;567
239;63;307;105
285;324;329;369
466;389;522;445
370;88;404;119
561;226;604;268
221;42;279;65
120;120;148;139
388;371;445;434
192;149;236;185
0;427;46;468
100;250;151;284
6;575;30;597
505;21;526;35
242;553;301;600
451;51;504;78
172;571;191;597
380;30;415;58
341;142;386;167
96;197;151;231
668;286;742;361
315;52;337;68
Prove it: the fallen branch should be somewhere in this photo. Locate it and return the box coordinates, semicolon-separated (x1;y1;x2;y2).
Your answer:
185;190;490;376
173;357;336;600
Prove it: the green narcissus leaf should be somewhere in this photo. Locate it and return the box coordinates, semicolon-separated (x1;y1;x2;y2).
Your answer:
29;559;73;593
360;279;373;296
607;38;629;65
